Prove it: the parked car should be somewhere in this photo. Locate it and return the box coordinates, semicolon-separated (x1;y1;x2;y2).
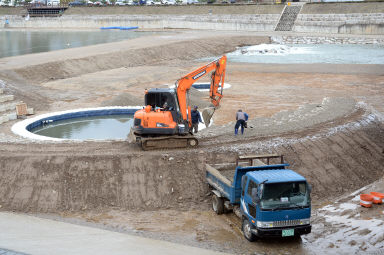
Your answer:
47;0;60;6
147;0;161;4
69;0;86;6
162;0;175;4
0;1;12;6
115;0;126;5
29;0;45;6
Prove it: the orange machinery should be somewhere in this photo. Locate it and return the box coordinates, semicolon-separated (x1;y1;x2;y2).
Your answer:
131;55;227;150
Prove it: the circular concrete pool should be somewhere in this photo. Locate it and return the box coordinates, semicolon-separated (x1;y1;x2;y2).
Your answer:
12;107;141;141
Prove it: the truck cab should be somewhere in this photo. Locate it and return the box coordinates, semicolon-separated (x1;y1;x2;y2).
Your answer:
206;154;312;241
240;166;311;241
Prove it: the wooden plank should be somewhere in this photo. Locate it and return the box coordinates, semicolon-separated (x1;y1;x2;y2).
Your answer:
206;164;232;187
16;103;28;116
238;154;280;160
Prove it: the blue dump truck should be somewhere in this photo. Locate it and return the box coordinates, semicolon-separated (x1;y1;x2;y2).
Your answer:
206;154;312;241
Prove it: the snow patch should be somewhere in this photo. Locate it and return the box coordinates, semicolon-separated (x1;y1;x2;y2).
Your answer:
230;44;314;56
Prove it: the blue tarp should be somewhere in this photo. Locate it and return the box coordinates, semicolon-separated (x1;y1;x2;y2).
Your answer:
100;26;139;30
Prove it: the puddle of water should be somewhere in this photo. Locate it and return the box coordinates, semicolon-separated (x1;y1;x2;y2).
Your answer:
31;114;133;140
0;30;157;58
227;43;384;64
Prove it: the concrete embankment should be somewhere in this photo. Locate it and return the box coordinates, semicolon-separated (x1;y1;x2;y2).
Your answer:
1;2;384;35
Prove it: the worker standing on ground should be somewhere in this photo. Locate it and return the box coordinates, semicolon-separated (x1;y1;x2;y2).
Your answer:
235;109;248;135
191;106;203;133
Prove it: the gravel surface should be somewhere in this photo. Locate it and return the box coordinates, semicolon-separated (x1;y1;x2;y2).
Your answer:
199;97;356;138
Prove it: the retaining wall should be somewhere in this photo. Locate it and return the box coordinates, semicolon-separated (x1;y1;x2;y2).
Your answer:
1;14;280;31
294;13;384;35
2;3;384;34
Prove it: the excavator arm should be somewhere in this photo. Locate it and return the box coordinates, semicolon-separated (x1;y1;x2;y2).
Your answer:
176;55;227;125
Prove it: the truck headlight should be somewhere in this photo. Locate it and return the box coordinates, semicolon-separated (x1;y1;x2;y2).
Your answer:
299;218;310;225
256;221;274;228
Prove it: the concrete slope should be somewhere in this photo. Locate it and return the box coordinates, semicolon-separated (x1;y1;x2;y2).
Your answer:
0;212;227;255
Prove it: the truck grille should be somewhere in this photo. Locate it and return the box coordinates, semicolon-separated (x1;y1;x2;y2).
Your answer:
134;118;141;126
273;219;301;228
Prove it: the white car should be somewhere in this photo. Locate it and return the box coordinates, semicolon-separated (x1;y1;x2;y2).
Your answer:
47;0;60;6
162;0;175;4
115;0;127;5
147;0;161;4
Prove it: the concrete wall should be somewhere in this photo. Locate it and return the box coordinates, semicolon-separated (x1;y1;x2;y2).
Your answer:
301;2;384;14
2;3;384;34
1;14;280;31
294;13;384;35
64;4;285;15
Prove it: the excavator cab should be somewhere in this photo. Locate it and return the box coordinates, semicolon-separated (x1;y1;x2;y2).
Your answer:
144;88;181;128
145;88;178;112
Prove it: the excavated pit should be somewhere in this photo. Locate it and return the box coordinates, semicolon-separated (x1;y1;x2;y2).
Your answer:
0;29;383;254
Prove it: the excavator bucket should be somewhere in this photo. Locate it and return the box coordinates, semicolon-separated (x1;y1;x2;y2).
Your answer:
127;129;137;144
202;106;215;128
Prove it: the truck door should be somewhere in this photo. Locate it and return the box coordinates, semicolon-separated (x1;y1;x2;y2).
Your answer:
243;179;257;221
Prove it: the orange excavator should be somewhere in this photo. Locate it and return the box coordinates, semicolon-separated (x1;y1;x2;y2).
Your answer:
130;55;227;150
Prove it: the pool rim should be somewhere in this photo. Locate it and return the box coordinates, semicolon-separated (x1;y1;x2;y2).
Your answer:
11;106;142;141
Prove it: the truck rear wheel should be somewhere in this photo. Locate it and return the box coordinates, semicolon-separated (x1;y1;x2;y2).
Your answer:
212;194;224;215
242;218;256;242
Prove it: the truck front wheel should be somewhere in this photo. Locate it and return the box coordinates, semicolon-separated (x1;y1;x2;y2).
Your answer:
212;194;224;215
242;218;256;242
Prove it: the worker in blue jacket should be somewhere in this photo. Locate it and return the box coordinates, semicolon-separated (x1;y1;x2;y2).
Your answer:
191;106;203;133
235;109;248;135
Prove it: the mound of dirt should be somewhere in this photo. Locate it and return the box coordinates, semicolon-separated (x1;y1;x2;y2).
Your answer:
0;114;383;213
3;35;269;85
100;93;143;107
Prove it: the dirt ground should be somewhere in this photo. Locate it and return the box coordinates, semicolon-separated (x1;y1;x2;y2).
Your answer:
0;30;384;254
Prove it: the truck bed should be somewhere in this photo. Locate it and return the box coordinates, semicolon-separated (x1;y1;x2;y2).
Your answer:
206;158;270;204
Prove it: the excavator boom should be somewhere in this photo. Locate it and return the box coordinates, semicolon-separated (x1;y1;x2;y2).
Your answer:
176;55;227;124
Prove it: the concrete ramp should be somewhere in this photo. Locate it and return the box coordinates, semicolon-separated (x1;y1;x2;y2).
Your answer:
0;212;227;255
275;5;302;31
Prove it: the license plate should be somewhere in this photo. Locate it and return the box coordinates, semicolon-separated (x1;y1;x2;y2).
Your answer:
282;229;294;237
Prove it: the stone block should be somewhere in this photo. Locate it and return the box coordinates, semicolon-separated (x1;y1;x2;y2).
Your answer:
7;112;17;120
0;115;9;124
0;95;14;103
27;108;34;115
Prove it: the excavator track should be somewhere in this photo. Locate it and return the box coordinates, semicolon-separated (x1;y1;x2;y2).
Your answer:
140;135;199;151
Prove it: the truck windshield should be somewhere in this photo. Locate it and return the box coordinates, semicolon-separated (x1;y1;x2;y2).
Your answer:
260;181;310;210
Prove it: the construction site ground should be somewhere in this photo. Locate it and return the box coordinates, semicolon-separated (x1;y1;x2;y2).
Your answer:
0;30;384;254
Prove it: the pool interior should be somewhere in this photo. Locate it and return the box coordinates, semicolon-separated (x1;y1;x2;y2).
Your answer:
31;114;134;140
0;30;165;58
27;108;139;140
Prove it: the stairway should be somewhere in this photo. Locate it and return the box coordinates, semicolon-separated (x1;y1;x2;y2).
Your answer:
0;88;18;125
275;5;302;32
